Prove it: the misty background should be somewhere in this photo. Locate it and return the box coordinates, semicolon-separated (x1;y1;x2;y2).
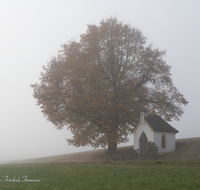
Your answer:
0;0;199;162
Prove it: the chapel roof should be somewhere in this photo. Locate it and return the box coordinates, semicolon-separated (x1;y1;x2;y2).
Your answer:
145;115;179;133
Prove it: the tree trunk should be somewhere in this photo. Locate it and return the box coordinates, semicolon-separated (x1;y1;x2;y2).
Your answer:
106;123;118;155
107;141;117;155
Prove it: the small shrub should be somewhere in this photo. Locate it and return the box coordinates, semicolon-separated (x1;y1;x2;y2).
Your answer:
143;142;159;160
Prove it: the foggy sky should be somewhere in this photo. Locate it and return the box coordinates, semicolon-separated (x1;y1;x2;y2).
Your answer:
0;0;199;162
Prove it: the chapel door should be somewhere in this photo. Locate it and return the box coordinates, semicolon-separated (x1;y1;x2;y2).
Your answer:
139;131;148;158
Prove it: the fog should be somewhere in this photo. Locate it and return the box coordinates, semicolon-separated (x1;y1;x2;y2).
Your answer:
0;0;199;162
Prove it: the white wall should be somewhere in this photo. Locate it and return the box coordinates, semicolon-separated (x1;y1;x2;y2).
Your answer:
134;122;177;153
154;132;176;153
134;122;153;151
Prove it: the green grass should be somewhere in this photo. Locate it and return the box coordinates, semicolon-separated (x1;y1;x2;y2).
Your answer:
0;160;200;190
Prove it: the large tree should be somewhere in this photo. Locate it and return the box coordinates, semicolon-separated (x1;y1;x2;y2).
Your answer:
31;17;188;154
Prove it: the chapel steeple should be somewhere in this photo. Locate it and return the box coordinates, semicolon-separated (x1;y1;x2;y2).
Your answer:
140;108;148;124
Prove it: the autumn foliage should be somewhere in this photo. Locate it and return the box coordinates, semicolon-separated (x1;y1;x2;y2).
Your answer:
31;17;188;154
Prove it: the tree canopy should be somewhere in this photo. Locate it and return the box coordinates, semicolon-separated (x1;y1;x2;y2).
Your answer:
31;17;188;154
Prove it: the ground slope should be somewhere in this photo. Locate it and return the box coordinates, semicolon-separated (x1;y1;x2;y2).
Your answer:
159;137;200;160
1;137;200;164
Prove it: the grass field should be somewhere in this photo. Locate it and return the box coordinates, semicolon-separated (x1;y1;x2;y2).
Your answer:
0;160;200;190
0;138;200;189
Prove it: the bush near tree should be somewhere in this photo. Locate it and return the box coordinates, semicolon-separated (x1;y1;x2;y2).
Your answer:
143;142;159;160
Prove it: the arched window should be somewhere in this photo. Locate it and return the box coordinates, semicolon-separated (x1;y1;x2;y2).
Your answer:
161;134;166;148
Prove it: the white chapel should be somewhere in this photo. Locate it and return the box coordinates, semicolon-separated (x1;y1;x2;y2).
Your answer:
133;110;179;158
